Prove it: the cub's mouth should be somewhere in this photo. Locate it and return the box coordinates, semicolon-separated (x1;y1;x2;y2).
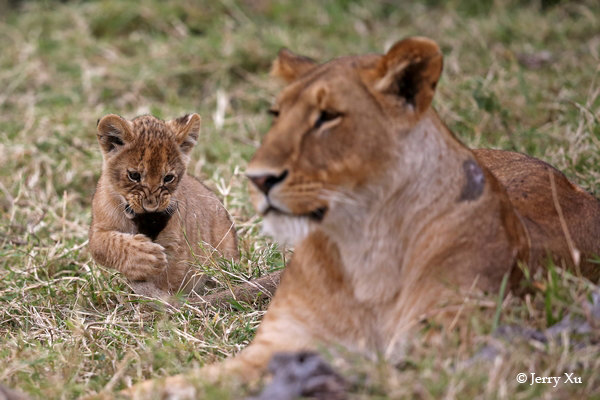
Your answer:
131;210;173;240
124;204;136;219
123;202;176;240
123;202;175;219
264;205;328;222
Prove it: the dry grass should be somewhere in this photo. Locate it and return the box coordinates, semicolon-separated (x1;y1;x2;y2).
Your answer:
0;0;599;398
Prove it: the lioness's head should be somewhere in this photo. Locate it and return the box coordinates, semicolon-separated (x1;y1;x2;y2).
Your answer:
246;37;443;244
96;113;200;218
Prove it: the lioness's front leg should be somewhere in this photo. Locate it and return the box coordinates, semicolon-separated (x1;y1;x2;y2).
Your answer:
89;229;168;281
122;268;319;399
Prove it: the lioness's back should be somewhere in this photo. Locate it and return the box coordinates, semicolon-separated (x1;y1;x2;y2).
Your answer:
475;148;600;279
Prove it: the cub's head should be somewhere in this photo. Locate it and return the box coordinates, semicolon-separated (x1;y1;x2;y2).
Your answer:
96;113;200;218
246;37;443;244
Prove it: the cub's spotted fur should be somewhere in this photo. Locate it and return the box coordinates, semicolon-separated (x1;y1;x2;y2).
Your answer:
89;114;238;299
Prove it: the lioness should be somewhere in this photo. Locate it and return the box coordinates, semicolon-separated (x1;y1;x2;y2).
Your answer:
126;37;599;397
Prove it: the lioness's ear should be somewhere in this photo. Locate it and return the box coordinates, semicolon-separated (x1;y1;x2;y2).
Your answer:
97;114;134;155
271;48;318;84
374;37;443;115
169;113;201;156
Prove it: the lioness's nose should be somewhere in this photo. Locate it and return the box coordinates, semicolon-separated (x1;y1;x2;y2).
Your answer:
247;170;288;195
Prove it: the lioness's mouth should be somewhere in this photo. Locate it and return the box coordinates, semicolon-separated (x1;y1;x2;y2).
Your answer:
308;207;328;221
265;206;328;222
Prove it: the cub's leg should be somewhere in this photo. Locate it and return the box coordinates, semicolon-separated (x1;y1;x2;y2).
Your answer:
88;230;168;281
128;281;172;305
193;270;282;306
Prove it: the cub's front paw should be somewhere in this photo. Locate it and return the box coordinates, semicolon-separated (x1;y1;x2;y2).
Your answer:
122;234;168;281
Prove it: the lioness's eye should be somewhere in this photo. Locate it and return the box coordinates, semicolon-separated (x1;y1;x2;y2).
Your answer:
128;171;141;182
314;110;341;130
164;174;175;184
268;109;280;118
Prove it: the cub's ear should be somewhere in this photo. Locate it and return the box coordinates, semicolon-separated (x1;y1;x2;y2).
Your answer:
169;113;201;157
271;48;318;84
97;114;134;155
374;37;443;115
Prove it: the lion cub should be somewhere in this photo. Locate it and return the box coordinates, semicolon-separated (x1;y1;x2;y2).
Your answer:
89;113;238;299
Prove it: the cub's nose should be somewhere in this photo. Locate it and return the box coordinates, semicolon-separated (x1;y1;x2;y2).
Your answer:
247;170;288;195
142;198;159;212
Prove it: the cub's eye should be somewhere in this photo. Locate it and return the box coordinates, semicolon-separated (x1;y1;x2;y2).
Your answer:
163;174;175;184
268;109;280;118
314;110;341;130
128;171;141;182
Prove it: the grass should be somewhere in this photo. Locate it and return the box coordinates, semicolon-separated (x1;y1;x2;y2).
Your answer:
0;0;599;398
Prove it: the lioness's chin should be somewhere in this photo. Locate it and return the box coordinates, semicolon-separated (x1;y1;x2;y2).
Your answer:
262;212;318;246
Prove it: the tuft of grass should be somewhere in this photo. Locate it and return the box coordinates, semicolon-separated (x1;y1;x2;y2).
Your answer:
0;0;599;398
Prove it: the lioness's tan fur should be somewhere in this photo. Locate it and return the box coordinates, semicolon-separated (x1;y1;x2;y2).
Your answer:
124;37;600;398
